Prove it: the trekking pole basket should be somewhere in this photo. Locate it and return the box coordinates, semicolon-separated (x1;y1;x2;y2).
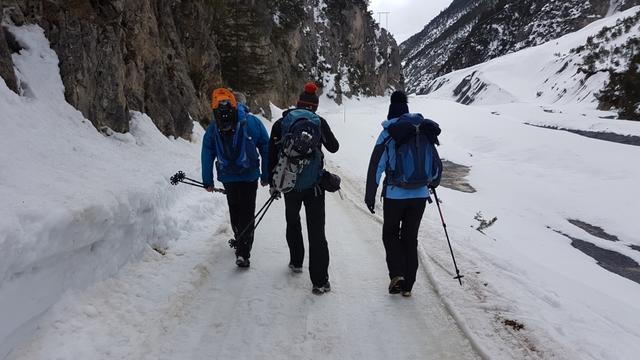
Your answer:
170;171;226;194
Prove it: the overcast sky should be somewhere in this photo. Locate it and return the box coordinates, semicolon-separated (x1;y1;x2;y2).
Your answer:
368;0;454;44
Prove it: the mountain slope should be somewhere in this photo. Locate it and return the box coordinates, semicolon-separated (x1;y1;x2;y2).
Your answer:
402;0;640;95
423;6;640;120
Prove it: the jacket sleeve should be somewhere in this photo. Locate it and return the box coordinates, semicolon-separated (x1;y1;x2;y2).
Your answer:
201;123;217;188
250;115;270;183
320;117;339;153
365;130;389;205
268;119;283;184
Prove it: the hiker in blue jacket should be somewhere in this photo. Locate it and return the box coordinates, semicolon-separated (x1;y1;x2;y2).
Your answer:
364;90;442;297
202;88;270;268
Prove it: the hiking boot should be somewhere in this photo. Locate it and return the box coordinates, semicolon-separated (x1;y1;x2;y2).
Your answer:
388;276;405;294
289;263;303;273
402;291;412;297
312;281;331;295
236;256;250;268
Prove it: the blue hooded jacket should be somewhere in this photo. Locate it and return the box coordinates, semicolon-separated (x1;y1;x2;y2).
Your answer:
201;104;269;186
365;114;441;204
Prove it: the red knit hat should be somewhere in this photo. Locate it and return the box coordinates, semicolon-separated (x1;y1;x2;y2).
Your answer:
304;82;318;94
297;82;320;112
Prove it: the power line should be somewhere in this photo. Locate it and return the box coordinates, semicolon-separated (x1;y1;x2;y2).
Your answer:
376;11;391;30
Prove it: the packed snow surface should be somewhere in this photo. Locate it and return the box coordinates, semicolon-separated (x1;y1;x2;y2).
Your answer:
11;189;480;360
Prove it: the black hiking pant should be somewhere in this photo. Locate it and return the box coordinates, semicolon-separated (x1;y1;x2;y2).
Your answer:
382;198;427;292
284;188;329;287
224;181;258;259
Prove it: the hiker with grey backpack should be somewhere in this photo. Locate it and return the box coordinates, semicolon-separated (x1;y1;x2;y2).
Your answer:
269;83;340;295
365;91;443;297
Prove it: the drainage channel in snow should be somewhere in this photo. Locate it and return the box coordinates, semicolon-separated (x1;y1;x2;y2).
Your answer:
552;229;640;285
567;219;621;242
524;123;640;147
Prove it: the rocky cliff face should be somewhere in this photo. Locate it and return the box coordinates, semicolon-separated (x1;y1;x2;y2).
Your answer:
0;24;17;93
0;0;401;138
402;0;640;94
213;0;401;111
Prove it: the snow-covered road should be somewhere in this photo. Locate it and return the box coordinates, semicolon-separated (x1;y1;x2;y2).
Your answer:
12;188;479;360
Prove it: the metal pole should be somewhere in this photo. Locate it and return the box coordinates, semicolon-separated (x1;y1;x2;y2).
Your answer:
431;188;464;286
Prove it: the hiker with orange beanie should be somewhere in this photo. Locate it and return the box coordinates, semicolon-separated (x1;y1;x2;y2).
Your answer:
202;88;270;268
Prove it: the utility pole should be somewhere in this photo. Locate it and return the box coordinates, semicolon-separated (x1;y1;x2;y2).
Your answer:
376;11;391;30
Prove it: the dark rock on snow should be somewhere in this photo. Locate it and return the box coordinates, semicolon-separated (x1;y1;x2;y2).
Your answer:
0;15;18;93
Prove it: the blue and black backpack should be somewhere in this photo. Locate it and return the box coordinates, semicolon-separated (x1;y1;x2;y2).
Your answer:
273;109;323;192
385;113;442;189
212;118;260;176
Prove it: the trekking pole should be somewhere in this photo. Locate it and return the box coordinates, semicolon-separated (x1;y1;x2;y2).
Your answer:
228;194;278;249
170;171;226;194
431;188;464;286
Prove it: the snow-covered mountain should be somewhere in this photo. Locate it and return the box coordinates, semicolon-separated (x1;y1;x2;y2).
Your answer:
402;0;640;95
423;6;640;120
0;0;401;138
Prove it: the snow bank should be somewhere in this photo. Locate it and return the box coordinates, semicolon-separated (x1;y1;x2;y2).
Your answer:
0;25;210;358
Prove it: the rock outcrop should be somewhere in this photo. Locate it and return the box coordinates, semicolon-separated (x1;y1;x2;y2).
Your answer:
2;0;222;138
211;0;401;108
0;0;402;138
0;16;18;92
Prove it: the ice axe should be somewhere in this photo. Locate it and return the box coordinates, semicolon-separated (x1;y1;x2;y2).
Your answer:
170;171;226;194
431;188;464;286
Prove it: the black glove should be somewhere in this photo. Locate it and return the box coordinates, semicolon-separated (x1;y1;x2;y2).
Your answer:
365;199;375;214
270;186;281;200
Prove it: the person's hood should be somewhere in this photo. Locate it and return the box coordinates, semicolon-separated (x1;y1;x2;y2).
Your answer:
383;113;426;128
381;118;399;129
237;103;249;121
383;113;441;145
281;107;321;121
